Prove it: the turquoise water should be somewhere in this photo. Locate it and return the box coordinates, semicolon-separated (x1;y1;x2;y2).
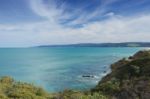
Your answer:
0;47;147;92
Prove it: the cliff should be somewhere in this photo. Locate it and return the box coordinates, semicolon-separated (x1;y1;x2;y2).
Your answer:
92;50;150;99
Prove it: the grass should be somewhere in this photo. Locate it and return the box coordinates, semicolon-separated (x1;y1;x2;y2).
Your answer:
0;76;108;99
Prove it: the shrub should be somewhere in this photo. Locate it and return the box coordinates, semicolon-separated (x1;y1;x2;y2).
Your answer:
94;80;120;95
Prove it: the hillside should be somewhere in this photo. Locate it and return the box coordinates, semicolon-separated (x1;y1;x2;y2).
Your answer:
92;50;150;99
38;42;150;47
0;76;107;99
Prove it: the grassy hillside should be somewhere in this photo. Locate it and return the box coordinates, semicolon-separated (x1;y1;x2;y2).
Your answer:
0;76;107;99
0;76;52;99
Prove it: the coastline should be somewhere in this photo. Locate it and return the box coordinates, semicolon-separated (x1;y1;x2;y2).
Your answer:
1;50;150;99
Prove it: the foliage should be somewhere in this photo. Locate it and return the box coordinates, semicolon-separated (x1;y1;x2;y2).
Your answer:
53;90;108;99
92;79;120;95
92;50;150;99
0;76;52;99
0;76;108;99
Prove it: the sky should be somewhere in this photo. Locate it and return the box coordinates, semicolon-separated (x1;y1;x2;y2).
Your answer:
0;0;150;47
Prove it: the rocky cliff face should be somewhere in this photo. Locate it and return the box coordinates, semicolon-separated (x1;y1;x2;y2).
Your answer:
92;50;150;99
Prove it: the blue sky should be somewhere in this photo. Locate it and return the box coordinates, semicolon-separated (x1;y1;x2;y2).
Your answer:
0;0;150;47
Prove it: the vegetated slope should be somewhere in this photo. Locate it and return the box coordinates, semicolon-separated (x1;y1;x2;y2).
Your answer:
92;50;150;99
0;76;107;99
0;76;52;99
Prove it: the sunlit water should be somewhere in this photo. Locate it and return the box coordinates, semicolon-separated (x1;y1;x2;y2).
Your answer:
0;47;147;92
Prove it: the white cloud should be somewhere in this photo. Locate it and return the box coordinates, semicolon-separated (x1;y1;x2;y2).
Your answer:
29;0;119;25
0;25;18;31
0;0;150;47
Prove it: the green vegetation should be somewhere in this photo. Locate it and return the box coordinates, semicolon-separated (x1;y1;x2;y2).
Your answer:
93;79;120;95
0;76;52;99
0;76;107;99
92;50;150;99
1;50;150;99
53;90;107;99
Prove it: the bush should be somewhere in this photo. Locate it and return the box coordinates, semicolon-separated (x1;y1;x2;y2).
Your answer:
94;80;120;95
0;77;52;99
0;76;14;84
0;76;108;99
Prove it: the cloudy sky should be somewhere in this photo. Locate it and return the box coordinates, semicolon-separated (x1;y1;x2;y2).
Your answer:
0;0;150;47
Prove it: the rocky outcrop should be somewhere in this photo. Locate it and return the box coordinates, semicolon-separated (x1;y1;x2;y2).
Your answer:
132;50;150;60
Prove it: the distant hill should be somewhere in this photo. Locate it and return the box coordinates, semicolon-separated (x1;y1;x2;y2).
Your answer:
38;42;150;47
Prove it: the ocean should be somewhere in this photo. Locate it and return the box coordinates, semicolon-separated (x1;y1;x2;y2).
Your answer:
0;47;147;92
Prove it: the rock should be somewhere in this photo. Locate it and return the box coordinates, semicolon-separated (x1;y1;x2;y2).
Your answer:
82;75;95;78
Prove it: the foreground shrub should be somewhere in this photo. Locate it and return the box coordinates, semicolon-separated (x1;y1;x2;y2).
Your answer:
53;90;108;99
0;77;108;99
92;79;120;95
0;76;52;99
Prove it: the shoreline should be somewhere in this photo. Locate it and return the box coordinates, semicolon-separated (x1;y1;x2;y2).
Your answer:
1;50;150;99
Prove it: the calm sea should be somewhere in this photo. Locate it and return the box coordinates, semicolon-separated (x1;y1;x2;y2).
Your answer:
0;47;147;92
